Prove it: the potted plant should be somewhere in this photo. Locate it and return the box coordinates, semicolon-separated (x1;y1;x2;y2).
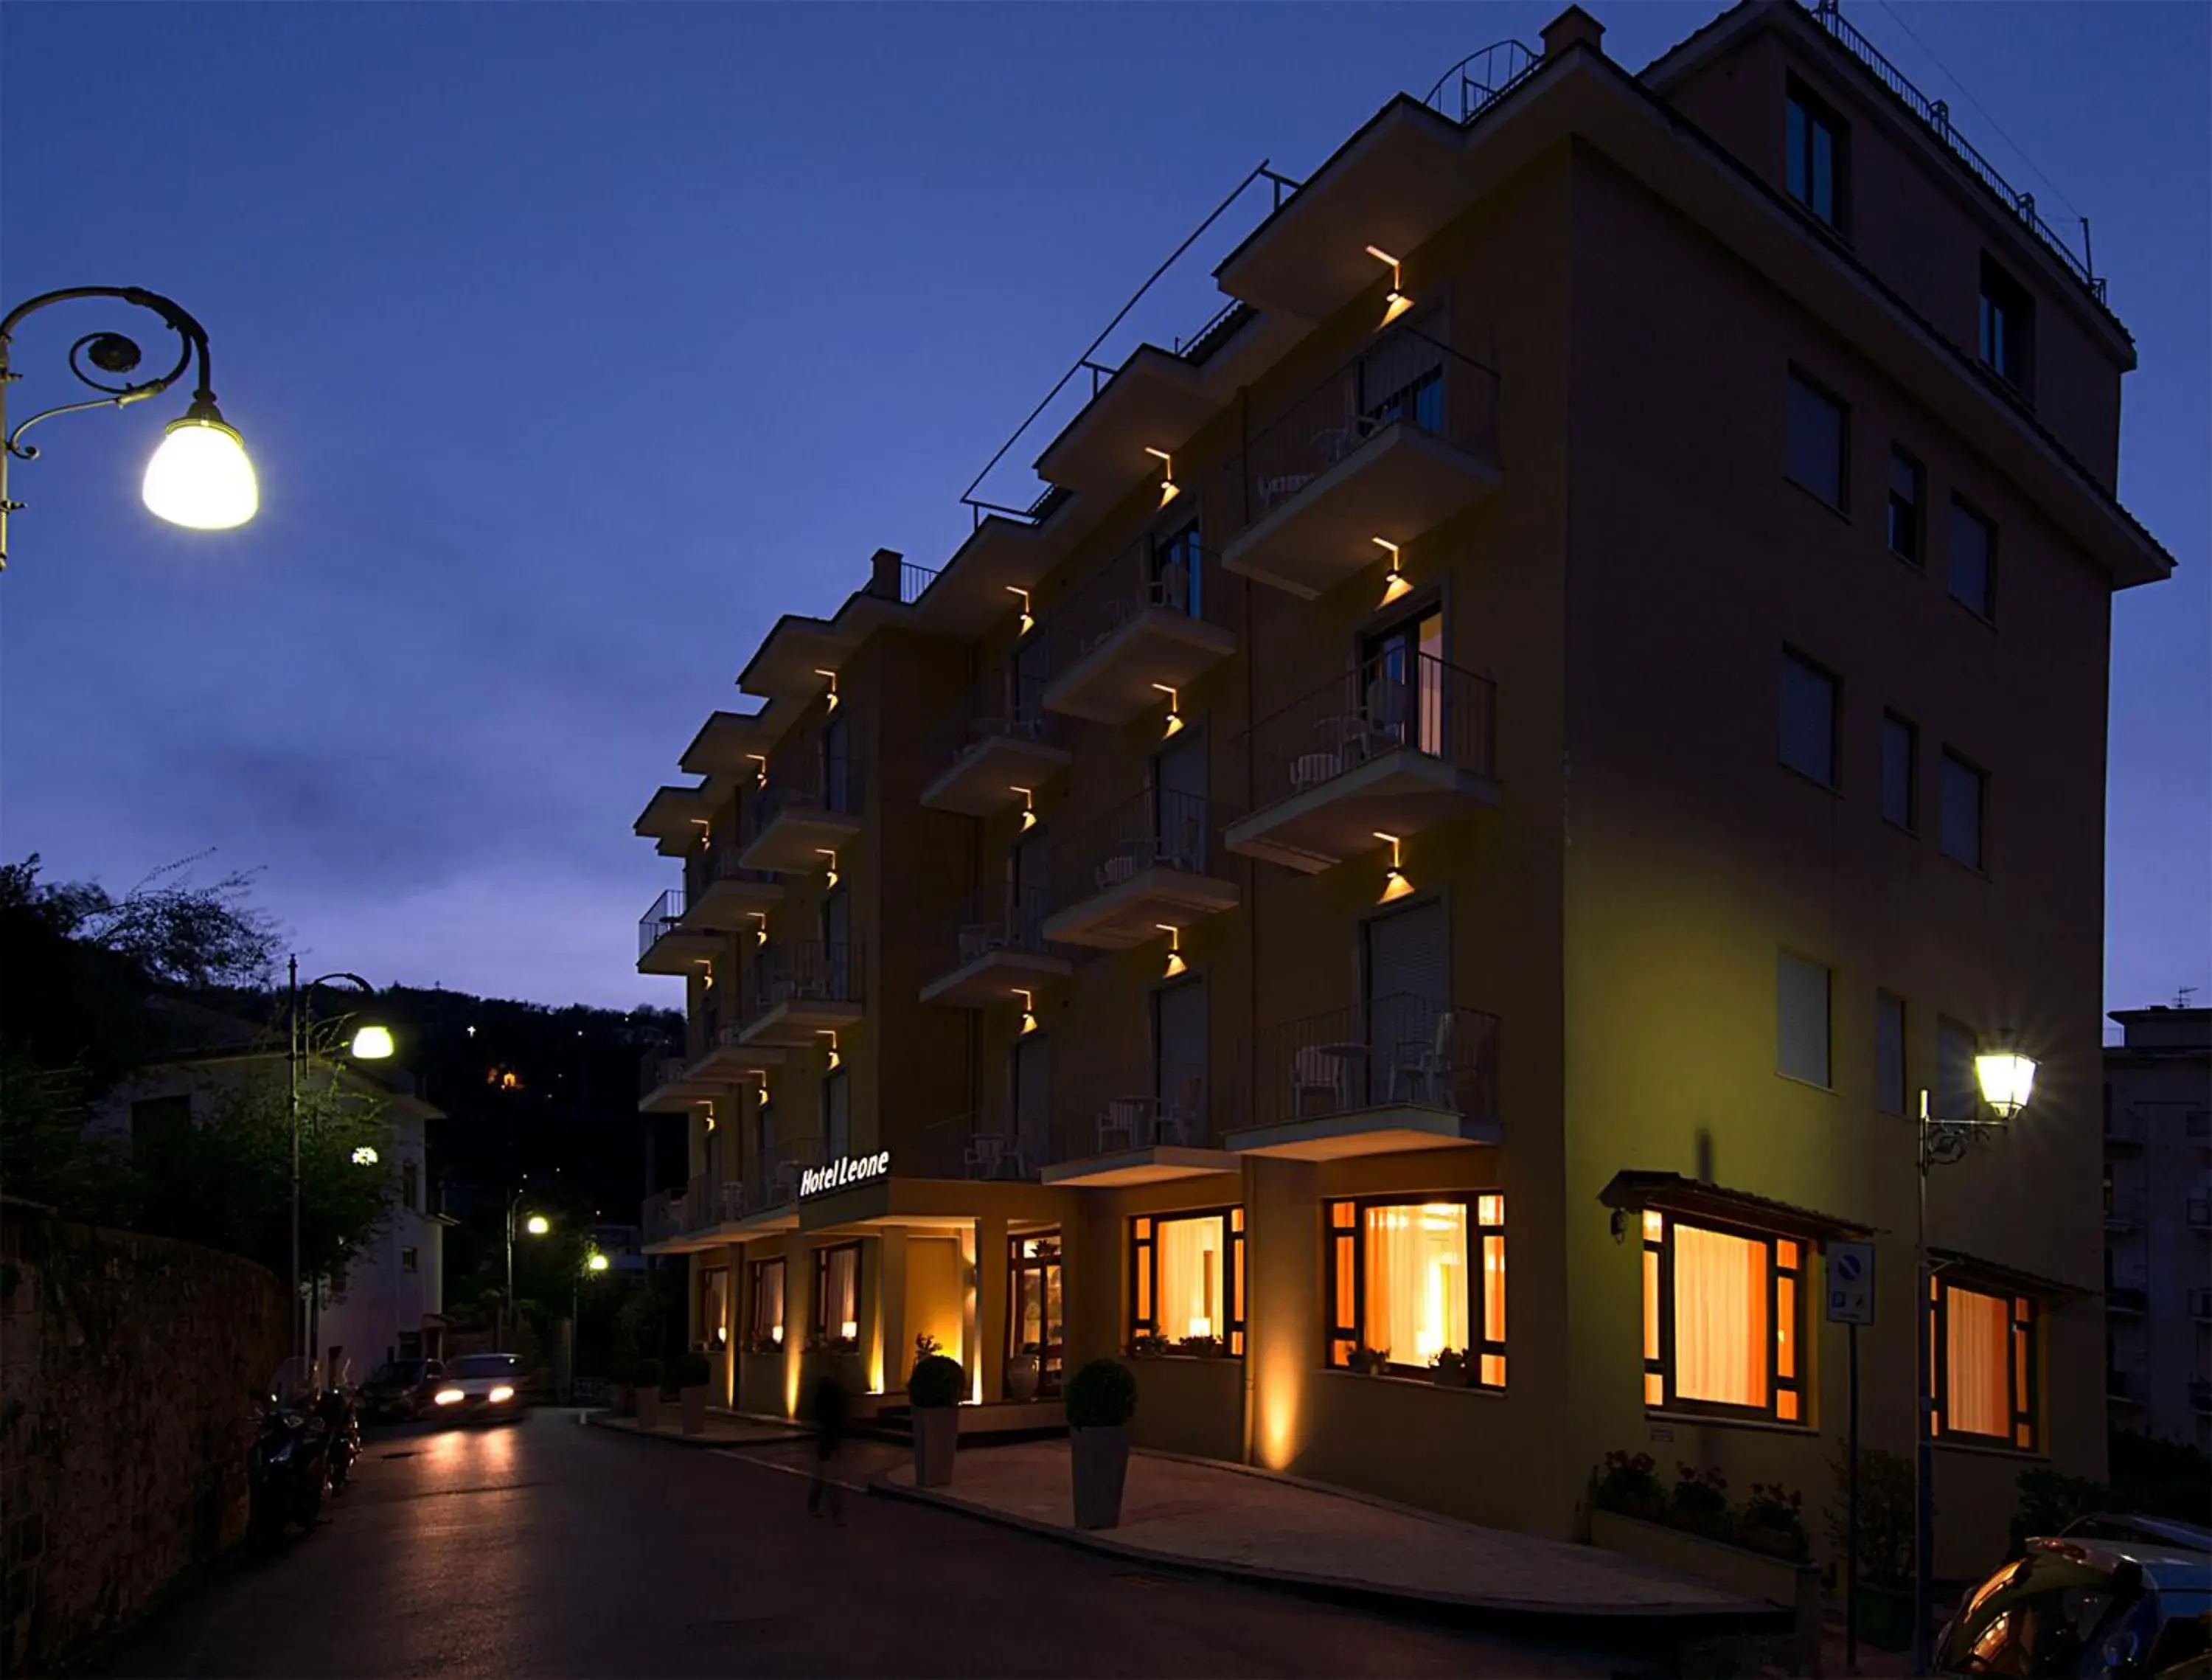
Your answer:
677;1347;712;1435
1346;1345;1391;1375
1669;1462;1733;1542
1006;1341;1042;1402
1428;1348;1469;1388
1590;1449;1666;1524
1178;1334;1225;1359
1065;1357;1138;1530
908;1353;964;1488
913;1331;942;1361
1825;1446;1917;1651
633;1358;664;1430
1736;1482;1809;1561
1126;1333;1166;1358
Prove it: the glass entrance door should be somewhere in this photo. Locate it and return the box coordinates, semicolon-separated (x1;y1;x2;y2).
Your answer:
1007;1231;1064;1397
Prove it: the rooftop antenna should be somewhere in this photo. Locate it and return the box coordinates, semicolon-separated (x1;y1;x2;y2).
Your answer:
2179;986;2199;1010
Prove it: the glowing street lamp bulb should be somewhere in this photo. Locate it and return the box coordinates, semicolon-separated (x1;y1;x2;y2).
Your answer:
141;408;258;530
525;1213;552;1237
586;1251;611;1274
351;1145;380;1167
349;1024;395;1061
1974;1049;2038;1120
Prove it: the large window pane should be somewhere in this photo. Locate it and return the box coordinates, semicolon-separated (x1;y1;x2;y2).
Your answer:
1786;373;1846;507
1781;653;1837;785
1158;1214;1225;1342
1941;752;1986;868
1363;1203;1469;1364
1950;501;1996;619
1945;1285;2010;1437
1778;950;1832;1087
1881;712;1917;827
1673;1223;1770;1409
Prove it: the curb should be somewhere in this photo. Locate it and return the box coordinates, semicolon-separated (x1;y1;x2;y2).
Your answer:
581;1409;806;1453
865;1469;1792;1639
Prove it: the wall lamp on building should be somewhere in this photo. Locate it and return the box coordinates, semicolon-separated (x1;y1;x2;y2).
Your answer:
1158;925;1187;978
1;285;259;571
1153;682;1184;737
1015;988;1039;1035
1366;246;1413;329
1006;586;1034;635
1012;786;1037;831
283;960;391;1359
746;753;768;788
1909;1033;2039;1668
817;848;840;889
1374;833;1413;903
815;669;839;712
1144;446;1180;507
818;1028;841;1070
750;912;769;948
1374;538;1412;607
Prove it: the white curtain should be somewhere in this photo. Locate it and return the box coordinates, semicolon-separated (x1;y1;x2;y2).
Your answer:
1946;1285;2010;1437
1158;1216;1222;1340
1674;1223;1768;1407
1365;1204;1467;1363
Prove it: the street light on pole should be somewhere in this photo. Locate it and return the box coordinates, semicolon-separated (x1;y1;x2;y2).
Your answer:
503;1193;553;1353
285;957;392;1362
1;285;258;570
1913;1036;2039;1670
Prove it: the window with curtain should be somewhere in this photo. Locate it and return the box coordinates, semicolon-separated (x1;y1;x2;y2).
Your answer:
1641;1212;1806;1423
812;1243;860;1347
698;1267;730;1352
1128;1208;1242;1354
1325;1195;1506;1386
1935;1279;2037;1449
748;1257;786;1353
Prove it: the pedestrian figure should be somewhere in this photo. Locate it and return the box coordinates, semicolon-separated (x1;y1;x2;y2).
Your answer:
803;1365;848;1523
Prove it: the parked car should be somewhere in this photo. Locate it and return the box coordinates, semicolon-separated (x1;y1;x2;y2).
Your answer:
427;1353;530;1425
1935;1532;2210;1677
360;1358;446;1422
2063;1513;2212;1555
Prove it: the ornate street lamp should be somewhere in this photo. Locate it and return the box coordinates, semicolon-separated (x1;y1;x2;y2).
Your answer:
285;958;393;1359
1;285;257;570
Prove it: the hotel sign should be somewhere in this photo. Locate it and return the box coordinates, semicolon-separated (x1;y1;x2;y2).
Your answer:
799;1150;891;1198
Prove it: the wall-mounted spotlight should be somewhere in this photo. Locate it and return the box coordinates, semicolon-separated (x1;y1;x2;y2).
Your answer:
1158;924;1186;979
746;753;768;788
815;669;840;712
818;848;839;889
1366;246;1413;329
695;959;716;990
1006;586;1034;636
1012;786;1037;831
818;1029;841;1071
749;911;769;948
692;817;713;850
1144;446;1180;507
1374;537;1411;608
700;1100;717;1134
1374;831;1413;903
1015;988;1039;1035
1152;682;1184;737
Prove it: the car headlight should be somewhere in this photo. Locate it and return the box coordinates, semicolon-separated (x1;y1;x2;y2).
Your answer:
434;1388;465;1406
487;1385;515;1403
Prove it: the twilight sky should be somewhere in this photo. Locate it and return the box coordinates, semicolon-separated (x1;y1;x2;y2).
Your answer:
2;2;2204;1015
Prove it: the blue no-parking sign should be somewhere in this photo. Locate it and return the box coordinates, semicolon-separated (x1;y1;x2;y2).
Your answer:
1827;1240;1876;1325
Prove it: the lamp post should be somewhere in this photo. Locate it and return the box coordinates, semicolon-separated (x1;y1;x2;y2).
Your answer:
502;1193;552;1353
1;285;258;570
568;1248;611;1403
1913;1038;2038;1670
285;957;393;1361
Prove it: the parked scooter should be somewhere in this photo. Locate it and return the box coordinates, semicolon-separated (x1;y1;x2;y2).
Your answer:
321;1358;361;1493
248;1357;333;1539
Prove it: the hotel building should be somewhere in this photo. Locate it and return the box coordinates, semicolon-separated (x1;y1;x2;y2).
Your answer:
631;0;2171;1572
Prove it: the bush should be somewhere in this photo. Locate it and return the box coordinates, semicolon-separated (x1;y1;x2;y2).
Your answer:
1739;1482;1809;1561
2110;1429;2212;1527
1593;1449;1666;1520
1065;1358;1138;1429
908;1353;964;1409
1824;1446;1916;1587
634;1357;664;1394
1672;1462;1730;1521
675;1348;712;1389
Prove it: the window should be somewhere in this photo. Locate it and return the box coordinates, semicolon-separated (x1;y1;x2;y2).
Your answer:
1933;1277;2038;1449
1886;449;1924;563
698;1266;730;1352
754;1101;776;1184
1785;371;1847;508
401;1159;420;1213
1152;517;1204;619
400;1246;419;1275
1941;750;1986;869
1784;81;1847;228
130;1093;192;1150
1949;499;1996;619
1363;605;1447;758
1129;1207;1243;1354
1152;980;1208;1134
1779;650;1838;786
1326;1194;1506;1386
1777;951;1832;1088
1876;991;1907;1117
1880;712;1918;830
1641;1211;1807;1423
1938;1017;1980;1120
821;1070;850;1161
812;1243;860;1349
1012;1032;1049;1172
820;713;852;812
1978;257;2033;392
747;1257;786;1352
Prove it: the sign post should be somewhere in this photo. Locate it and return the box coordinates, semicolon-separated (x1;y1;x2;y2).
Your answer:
1827;1240;1877;1673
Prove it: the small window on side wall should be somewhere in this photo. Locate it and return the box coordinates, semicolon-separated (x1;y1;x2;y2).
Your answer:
1933;1278;2038;1451
1949;499;1997;620
1786;372;1848;510
1880;712;1917;830
1777;950;1832;1089
1785;80;1848;230
1780;650;1838;787
1886;449;1924;564
1940;750;1986;870
1978;257;2033;395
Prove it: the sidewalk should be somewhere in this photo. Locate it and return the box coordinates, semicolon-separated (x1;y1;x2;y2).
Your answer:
875;1440;1787;1631
585;1409;806;1450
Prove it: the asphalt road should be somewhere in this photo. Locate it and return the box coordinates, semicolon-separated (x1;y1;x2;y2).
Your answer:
98;1411;1624;1679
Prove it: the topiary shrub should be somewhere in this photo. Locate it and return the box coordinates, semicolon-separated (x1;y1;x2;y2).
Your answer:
908;1353;964;1409
675;1348;712;1389
1065;1357;1137;1430
634;1357;664;1395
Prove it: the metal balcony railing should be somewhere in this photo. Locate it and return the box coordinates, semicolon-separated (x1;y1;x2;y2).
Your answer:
2107;1282;2148;1315
914;1111;1040;1182
1055;1057;1216;1158
1245;650;1497;813
642;1189;687;1246
747;755;866;836
748;941;864;1021
923;653;1066;776
684;846;781;905
1422;40;1540;124
2189;1288;2212;1323
1050;788;1217;914
931;884;1055;968
639;889;685;962
762;1135;827;1206
686;1173;746;1229
1222;325;1500;537
2190;1195;2212;1230
2103;1106;2147;1148
1243;996;1500;1131
1035;532;1228;677
639;1051;689;1101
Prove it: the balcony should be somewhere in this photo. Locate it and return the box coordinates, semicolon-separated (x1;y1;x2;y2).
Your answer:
2105;1193;2146;1232
1040;788;1239;951
642;1188;689;1247
2194;1380;2212;1416
1038;537;1236;726
920;886;1071;1008
2107;1280;2148;1315
687;1173;748;1230
691;1023;787;1080
919;658;1072;819
681;847;785;928
1226;651;1500;874
1039;1057;1238;1189
740;942;865;1047
2191;1195;2211;1230
913;1111;1046;1183
1219;327;1500;600
761;1135;827;1209
1225;996;1500;1160
736;759;866;874
2189;1288;2212;1323
637;889;720;975
638;1050;727;1113
2106;1370;2140;1406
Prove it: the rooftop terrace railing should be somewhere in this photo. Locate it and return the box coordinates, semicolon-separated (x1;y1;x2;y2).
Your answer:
1245;650;1497;814
1804;0;2104;303
1422;40;1541;123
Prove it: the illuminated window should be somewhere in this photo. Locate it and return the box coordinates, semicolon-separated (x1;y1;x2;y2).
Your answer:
1641;1212;1807;1424
1325;1195;1506;1386
1129;1208;1243;1355
811;1243;861;1347
698;1266;730;1351
1935;1279;2037;1450
748;1257;786;1352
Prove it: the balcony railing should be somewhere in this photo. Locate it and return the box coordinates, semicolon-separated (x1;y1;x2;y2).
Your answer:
2107;1282;2148;1315
748;941;864;1017
1056;1057;1215;1158
642;1189;687;1246
1422;40;1540;124
639;889;685;962
922;653;1068;784
639;1052;690;1102
686;1173;746;1229
934;884;1054;965
1051;788;1215;912
684;846;782;909
1244;996;1500;1131
914;1111;1040;1182
1042;534;1222;667
2189;1288;2212;1323
1030;535;1237;726
760;1134;827;1206
748;756;866;833
1256;650;1496;806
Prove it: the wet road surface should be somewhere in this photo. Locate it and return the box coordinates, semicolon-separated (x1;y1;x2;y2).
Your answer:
99;1411;1626;1678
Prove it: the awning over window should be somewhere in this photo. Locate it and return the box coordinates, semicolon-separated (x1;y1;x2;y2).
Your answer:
1927;1246;2089;1299
1596;1170;1874;1243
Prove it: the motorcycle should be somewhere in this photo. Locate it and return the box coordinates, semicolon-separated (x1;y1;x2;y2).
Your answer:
320;1358;361;1494
247;1357;333;1539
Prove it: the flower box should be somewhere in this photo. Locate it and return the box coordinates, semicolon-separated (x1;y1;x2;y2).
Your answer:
1589;1510;1819;1673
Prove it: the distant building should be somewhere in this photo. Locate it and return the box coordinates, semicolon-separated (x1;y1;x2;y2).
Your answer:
2103;1005;2212;1450
86;997;451;1381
